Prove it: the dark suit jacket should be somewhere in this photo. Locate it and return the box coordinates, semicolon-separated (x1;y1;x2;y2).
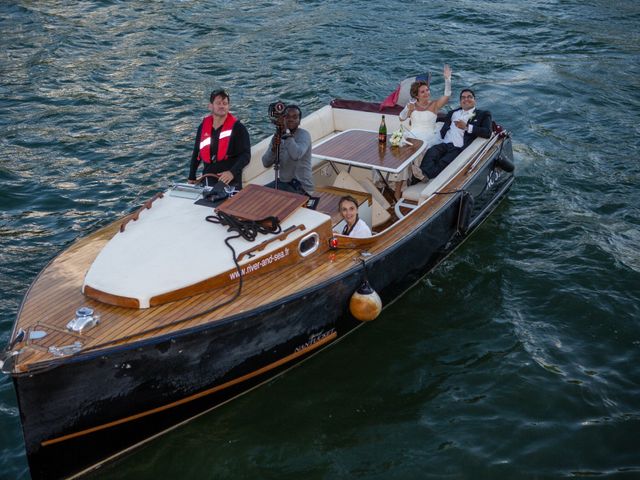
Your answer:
440;108;492;148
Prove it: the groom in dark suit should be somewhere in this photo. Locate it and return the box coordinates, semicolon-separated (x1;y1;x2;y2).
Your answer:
419;89;492;179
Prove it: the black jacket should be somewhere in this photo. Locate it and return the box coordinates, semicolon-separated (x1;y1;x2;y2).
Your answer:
189;119;251;188
440;108;492;149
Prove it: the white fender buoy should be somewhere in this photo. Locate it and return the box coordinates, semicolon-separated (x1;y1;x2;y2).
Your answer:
349;279;382;321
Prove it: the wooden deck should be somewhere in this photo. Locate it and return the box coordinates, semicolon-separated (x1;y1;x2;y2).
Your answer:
11;143;497;372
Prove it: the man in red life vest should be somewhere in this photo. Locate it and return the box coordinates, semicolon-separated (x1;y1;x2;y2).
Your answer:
188;89;251;189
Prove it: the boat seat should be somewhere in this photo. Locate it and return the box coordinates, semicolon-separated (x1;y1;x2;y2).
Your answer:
302;105;335;145
332;108;402;133
394;137;491;219
244;106;336;186
401;180;431;202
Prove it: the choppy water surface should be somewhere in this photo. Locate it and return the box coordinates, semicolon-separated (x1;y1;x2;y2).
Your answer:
1;1;639;478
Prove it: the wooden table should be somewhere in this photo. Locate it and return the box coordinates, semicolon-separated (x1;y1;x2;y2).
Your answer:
312;129;425;174
312;129;426;199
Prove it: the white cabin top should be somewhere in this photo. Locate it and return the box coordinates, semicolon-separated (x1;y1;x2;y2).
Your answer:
83;191;330;308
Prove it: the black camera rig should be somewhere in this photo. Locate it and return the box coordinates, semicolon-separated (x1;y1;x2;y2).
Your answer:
267;101;288;189
268;100;286;127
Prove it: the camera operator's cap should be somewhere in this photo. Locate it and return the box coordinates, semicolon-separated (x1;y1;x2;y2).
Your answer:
210;89;230;102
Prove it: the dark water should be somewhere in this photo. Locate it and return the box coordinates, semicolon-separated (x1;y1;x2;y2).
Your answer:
1;1;640;478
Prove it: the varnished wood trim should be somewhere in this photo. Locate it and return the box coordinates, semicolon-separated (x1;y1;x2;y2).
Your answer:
40;330;337;447
83;286;140;309
331;234;378;249
237;224;306;262
149;244;300;307
120;192;165;233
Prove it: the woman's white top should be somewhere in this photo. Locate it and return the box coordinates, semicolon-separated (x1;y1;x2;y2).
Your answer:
348;218;372;238
334;218;372;238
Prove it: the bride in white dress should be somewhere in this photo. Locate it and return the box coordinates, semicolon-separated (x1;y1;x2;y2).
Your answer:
398;64;452;181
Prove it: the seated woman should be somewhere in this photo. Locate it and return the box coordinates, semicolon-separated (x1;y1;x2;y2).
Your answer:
398;64;452;181
336;196;372;238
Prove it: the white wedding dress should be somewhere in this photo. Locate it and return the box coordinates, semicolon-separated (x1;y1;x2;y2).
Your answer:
406;109;441;147
399;109;442;182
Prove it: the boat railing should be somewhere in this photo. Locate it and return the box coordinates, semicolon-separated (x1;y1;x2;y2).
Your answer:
119;192;165;232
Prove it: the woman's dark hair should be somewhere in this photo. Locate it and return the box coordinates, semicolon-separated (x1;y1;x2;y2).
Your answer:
339;195;358;210
409;80;429;99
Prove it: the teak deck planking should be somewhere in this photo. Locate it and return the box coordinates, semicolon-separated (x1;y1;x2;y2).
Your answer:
216;184;308;221
12;144;493;372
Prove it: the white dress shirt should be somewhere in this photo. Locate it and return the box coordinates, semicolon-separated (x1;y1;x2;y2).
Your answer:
443;108;476;148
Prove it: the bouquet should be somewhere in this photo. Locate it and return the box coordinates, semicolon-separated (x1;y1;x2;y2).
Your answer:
390;126;404;147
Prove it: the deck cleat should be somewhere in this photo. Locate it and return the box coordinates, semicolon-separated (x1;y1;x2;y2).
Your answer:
66;307;100;333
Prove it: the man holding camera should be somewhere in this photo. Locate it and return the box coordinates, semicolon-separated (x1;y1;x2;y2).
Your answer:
188;89;251;190
261;105;313;195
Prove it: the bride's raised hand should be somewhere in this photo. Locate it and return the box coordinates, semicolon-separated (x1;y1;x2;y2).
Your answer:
444;64;452;80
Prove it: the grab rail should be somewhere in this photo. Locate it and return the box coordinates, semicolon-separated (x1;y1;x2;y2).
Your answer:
465;129;510;174
465;134;500;174
119;192;164;233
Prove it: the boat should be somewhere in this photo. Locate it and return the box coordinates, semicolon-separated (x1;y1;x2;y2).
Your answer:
1;96;514;479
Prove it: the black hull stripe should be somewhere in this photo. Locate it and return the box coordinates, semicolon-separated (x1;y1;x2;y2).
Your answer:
41;331;337;447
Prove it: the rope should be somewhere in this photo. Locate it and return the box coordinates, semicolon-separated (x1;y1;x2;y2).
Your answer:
205;211;282;241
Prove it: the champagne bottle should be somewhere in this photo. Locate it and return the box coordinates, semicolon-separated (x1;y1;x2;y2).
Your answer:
378;115;387;144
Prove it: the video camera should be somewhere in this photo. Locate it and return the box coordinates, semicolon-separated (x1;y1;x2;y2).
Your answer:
268;100;286;128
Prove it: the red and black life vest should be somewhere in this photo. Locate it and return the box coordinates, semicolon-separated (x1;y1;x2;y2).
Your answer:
198;113;237;163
